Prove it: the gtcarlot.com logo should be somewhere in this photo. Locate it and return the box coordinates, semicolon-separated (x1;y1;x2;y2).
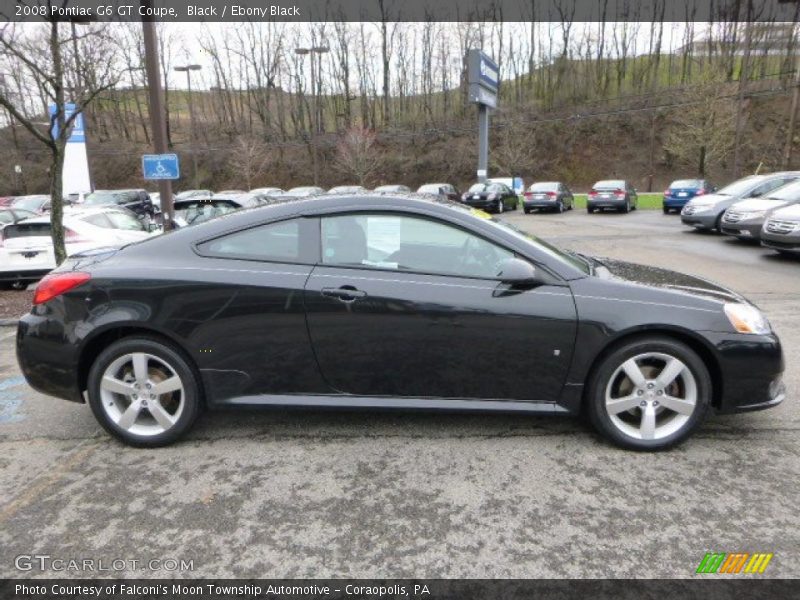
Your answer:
696;552;773;574
14;554;194;572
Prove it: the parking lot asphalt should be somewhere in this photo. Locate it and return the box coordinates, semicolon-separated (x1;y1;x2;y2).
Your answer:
0;209;798;579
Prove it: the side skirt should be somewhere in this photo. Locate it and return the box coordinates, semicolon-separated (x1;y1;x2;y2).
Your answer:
209;394;570;414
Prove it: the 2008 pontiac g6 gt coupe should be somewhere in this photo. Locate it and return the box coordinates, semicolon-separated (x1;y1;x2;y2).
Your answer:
16;194;785;450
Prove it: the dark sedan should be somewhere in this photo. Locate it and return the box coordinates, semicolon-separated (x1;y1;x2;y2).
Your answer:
587;180;638;213
17;195;784;450
171;193;269;228
462;182;519;213
523;182;574;213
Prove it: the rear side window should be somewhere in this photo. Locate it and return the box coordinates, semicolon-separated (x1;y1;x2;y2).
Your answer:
106;211;145;231
197;218;304;263
83;213;113;228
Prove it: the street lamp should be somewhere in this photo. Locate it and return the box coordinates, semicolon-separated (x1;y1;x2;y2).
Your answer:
174;64;202;188
295;46;329;185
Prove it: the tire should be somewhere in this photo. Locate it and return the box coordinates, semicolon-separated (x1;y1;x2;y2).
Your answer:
556;201;564;213
587;207;594;214
663;206;669;214
586;336;712;451
496;199;504;214
523;208;531;214
87;336;202;447
622;200;631;214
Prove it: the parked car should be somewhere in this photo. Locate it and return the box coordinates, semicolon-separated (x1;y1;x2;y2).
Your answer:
65;191;91;205
462;182;519;213
416;183;461;202
11;194;52;214
374;184;412;193
285;186;325;197
587;180;638;213
16;195;784;450
0;207;37;229
175;189;214;201
250;187;284;195
217;190;247;196
681;172;800;231
83;189;155;225
0;196;16;207
662;179;715;214
761;203;800;256
0;206;153;287
720;179;800;242
171;193;268;228
328;185;368;194
523;182;574;213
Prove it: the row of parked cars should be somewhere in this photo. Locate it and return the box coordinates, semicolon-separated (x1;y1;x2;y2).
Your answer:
662;172;800;257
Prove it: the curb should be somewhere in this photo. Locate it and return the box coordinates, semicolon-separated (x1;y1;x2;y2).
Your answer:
0;319;19;327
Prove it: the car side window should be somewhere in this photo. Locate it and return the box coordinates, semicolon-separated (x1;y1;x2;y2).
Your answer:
106;211;145;231
83;213;113;228
197;218;302;263
321;213;514;279
0;212;12;224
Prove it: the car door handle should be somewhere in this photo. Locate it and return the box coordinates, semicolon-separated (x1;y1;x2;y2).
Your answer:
321;286;367;303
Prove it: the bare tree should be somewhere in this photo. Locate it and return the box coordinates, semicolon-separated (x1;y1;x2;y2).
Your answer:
0;20;120;264
334;126;382;185
228;135;270;189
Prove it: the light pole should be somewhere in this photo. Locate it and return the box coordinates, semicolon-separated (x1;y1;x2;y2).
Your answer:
295;46;329;185
174;64;202;189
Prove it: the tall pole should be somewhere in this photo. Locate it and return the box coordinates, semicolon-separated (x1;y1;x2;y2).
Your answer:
310;51;318;185
733;5;753;178
477;106;489;183
141;3;173;230
175;64;202;188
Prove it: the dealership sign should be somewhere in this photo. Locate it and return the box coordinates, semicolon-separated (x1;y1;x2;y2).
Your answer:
467;49;499;107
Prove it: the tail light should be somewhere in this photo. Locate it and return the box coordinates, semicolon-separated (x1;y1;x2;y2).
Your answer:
664;189;671;196
589;190;598;196
546;191;557;197
33;272;91;305
65;228;90;244
524;192;533;199
615;189;626;198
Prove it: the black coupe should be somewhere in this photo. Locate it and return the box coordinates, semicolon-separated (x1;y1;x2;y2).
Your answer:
16;194;784;449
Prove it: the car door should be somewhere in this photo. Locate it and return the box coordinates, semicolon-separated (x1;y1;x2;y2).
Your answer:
304;211;578;401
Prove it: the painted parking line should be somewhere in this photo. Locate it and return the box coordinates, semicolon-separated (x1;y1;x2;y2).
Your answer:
0;375;27;424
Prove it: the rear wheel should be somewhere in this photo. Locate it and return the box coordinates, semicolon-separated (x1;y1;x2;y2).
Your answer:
663;206;669;214
622;200;630;214
556;201;565;213
587;207;595;214
523;208;531;214
87;337;201;447
586;337;711;450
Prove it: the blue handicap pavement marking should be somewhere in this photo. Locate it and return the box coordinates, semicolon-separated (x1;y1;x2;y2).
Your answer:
0;375;27;423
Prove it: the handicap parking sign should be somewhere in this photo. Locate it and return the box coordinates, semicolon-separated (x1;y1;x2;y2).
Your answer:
142;154;180;180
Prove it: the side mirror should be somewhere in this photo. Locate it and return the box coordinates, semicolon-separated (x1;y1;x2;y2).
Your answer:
496;258;538;285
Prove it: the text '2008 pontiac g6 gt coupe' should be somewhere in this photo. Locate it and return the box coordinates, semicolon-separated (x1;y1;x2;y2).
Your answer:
16;194;785;450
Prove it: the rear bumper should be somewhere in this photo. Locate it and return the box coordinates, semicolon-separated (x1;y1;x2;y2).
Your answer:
663;197;692;209
0;269;50;283
720;221;763;240
587;198;626;209
524;200;559;209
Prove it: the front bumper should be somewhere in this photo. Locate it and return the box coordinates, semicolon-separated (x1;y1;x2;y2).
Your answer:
681;210;720;229
760;230;800;254
720;220;764;240
703;331;785;414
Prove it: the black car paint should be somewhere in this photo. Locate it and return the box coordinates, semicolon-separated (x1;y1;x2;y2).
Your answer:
16;195;784;418
462;184;519;213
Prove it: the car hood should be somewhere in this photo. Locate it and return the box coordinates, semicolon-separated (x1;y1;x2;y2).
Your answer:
729;198;788;212
770;203;800;221
591;258;744;304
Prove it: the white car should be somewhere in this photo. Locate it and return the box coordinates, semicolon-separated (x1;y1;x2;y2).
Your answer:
0;206;155;286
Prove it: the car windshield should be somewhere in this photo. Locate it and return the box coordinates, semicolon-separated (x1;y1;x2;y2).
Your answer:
594;180;625;190
174;200;240;225
11;196;48;211
670;179;701;189
716;176;762;196
85;191;122;205
528;182;558;191
468;184;488;193
764;180;800;201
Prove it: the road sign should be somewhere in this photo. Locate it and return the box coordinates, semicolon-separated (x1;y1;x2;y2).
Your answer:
467;49;499;96
142;154;180;180
469;84;497;109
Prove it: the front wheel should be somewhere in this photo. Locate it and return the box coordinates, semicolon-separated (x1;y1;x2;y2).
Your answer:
496;199;504;214
586;337;711;450
87;336;202;447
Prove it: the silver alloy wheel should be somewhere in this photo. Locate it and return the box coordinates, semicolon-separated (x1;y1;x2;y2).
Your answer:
497;199;503;213
99;352;185;436
604;352;697;441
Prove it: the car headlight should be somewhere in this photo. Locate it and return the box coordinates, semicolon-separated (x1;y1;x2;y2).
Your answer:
739;210;767;221
724;303;771;335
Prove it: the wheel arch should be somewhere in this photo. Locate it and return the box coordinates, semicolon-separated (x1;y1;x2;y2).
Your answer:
77;323;197;398
580;325;723;410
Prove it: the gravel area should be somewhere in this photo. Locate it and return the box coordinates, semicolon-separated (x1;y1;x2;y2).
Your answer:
0;289;33;320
